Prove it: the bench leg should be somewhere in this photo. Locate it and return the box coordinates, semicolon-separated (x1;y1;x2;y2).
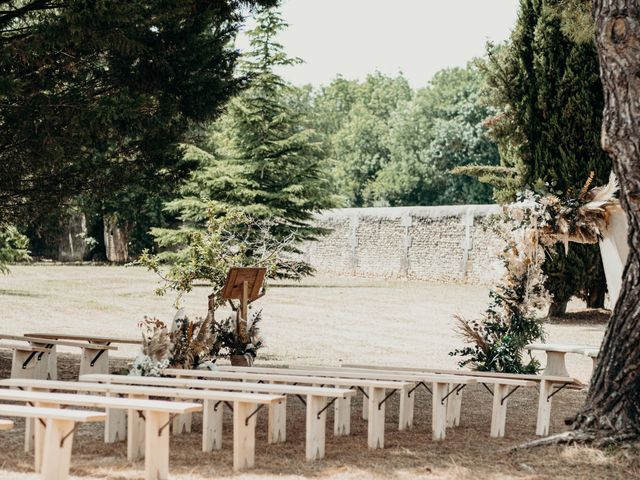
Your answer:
491;384;509;437
399;384;415;431
334;392;351;436
79;347;109;377
128;395;147;461
144;411;170;480
41;418;76;480
367;387;385;449
172;400;189;435
34;401;57;473
446;384;463;427
233;401;257;470
362;388;369;420
105;408;127;443
432;382;448;441
306;395;327;461
536;380;553;436
202;399;224;452
268;398;287;444
44;345;57;380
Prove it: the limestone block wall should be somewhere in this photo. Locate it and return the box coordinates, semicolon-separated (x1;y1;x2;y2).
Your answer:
299;204;505;285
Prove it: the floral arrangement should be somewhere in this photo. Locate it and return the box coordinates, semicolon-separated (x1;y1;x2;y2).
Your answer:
451;173;620;373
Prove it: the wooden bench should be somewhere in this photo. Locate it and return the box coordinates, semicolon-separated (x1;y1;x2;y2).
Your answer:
0;388;201;480
0;404;106;480
280;364;534;437
207;365;484;440
82;373;358;460
526;343;600;377
157;367;470;444
0;334;117;380
0;378;284;471
342;363;585;436
26;333;136;378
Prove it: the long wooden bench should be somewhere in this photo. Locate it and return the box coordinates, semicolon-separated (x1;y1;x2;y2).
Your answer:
0;378;284;470
272;364;537;437
342;363;585;436
0;388;201;480
193;365;483;440
157;370;416;448
81;373;358;460
0;334;117;380
0;404;106;480
26;332;140;377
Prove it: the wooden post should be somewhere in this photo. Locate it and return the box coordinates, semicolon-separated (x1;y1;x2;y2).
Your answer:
536;379;553;436
305;395;327;461
238;280;249;342
202;399;224;452
128;395;147;461
40;419;76;480
446;384;463;427
432;382;448;441
44;345;57;380
144;411;170;480
105;391;127;443
34;401;56;473
490;384;509;437
367;387;385;449
399;384;415;431
334;388;351;436
362;389;369;420
233;401;257;470
79;346;109;377
268;397;287;444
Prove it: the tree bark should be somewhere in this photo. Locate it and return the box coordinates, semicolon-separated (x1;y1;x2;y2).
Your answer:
103;215;129;263
548;300;569;317
573;0;640;439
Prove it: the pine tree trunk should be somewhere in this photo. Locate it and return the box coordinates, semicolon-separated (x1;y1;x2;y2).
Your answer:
573;0;640;440
585;273;607;309
548;300;569;317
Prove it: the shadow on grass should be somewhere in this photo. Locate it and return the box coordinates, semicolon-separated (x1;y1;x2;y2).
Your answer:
0;289;44;298
548;309;611;325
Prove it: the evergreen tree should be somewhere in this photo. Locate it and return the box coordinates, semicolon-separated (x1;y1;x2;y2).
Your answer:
0;0;274;225
472;0;610;313
152;2;335;272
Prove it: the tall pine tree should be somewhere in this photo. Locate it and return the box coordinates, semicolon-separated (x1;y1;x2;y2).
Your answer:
152;2;335;270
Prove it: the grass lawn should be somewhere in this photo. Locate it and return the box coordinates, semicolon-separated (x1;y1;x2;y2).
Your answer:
0;265;635;479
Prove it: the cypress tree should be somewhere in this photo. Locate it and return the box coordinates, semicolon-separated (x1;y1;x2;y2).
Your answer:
480;0;610;313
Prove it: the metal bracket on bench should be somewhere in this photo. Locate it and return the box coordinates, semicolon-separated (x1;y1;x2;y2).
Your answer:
245;404;264;426
137;410;146;421
224;401;234;412
21;351;38;370
213;401;222;412
501;386;520;405
356;386;369;399
408;381;431;397
295;394;306;406
158;414;177;436
547;383;570;402
316;397;338;419
90;342;111;367
481;383;494;397
441;384;466;405
378;389;398;410
59;425;78;447
36;344;54;361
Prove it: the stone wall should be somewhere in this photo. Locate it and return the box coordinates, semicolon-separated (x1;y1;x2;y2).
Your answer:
299;204;505;285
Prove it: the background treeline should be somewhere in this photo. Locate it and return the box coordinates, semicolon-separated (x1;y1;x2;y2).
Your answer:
2;0;611;314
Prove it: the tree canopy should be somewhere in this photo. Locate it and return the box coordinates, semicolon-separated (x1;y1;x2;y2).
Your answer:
0;0;275;224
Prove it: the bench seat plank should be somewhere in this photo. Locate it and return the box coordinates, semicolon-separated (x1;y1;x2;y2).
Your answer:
26;333;140;345
0;404;106;423
0;419;15;430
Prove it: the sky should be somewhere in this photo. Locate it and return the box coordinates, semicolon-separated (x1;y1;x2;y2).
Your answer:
237;0;521;89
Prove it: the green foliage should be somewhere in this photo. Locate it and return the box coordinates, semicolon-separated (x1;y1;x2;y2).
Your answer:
478;0;610;310
0;0;274;224
307;64;500;207
0;225;30;273
153;2;335;271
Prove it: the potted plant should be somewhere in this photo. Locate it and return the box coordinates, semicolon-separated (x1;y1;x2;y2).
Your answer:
215;310;264;366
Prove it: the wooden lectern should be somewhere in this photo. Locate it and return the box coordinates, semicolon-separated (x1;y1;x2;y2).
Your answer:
221;267;266;341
